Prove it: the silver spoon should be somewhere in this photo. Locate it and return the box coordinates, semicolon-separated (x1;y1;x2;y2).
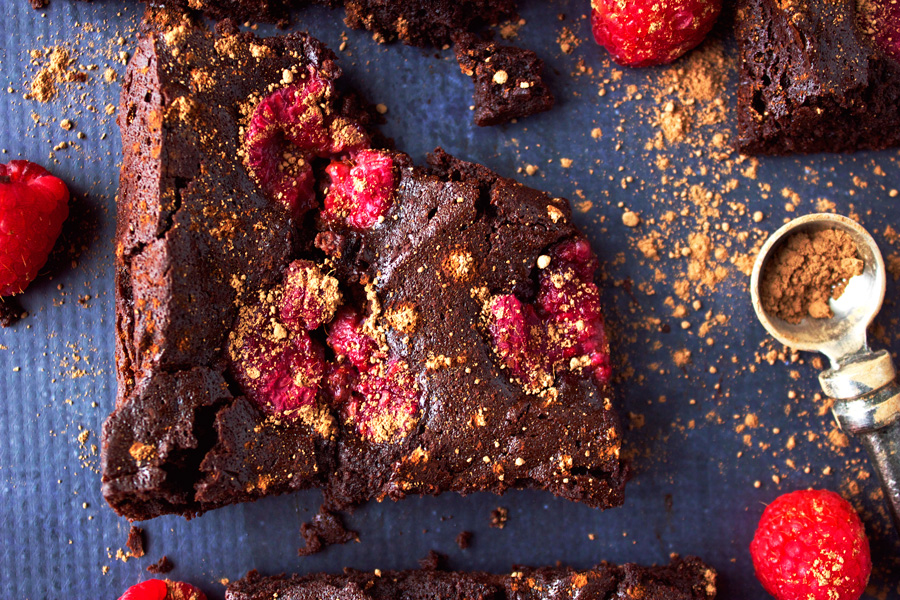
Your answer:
750;213;900;533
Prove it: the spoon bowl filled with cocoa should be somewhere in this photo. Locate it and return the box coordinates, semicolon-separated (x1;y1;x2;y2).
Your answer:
751;213;900;535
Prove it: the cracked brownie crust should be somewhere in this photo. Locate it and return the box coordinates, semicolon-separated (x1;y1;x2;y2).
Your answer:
227;558;718;600
736;0;900;154
102;10;627;521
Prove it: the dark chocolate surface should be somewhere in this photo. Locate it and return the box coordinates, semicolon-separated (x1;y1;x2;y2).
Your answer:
227;557;717;600
454;34;555;127
3;1;900;599
102;12;626;521
736;0;900;154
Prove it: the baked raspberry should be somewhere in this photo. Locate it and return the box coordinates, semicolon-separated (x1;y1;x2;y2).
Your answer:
279;260;343;330
870;0;900;62
486;294;553;393
327;307;382;372
244;66;369;219
119;579;207;600
538;239;611;383
590;0;721;67
345;359;419;442
750;489;871;600
324;362;359;406
322;149;396;229
325;307;420;441
486;239;612;390
229;303;326;416
0;160;69;296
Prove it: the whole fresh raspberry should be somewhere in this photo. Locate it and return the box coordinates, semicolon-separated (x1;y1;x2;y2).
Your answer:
590;0;721;67
0;160;69;296
119;579;207;600
750;489;871;600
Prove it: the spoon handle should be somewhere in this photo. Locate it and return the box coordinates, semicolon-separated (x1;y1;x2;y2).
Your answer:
829;365;900;535
855;423;900;533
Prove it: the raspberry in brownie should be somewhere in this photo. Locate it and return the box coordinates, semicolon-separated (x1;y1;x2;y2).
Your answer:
102;9;627;521
227;558;718;600
735;0;900;154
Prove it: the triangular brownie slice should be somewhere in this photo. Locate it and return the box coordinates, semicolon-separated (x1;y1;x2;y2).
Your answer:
735;0;900;154
102;10;627;521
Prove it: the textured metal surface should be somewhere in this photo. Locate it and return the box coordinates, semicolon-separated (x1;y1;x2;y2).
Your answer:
2;1;900;599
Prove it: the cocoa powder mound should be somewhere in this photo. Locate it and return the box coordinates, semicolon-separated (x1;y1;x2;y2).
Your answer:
760;228;864;324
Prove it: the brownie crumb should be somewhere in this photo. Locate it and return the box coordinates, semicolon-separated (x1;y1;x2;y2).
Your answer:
0;297;24;327
29;0;48;8
126;526;145;558
418;550;447;571
454;34;554;127
298;507;358;556
456;530;473;549
489;507;509;529
760;228;864;324
146;556;174;574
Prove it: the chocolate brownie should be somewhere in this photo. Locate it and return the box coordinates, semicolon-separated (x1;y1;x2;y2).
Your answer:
735;0;900;154
454;34;554;126
102;9;627;521
99;0;516;48
227;558;718;600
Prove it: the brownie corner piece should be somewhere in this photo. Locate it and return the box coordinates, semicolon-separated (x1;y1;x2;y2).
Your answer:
103;10;626;523
735;0;900;154
454;33;554;127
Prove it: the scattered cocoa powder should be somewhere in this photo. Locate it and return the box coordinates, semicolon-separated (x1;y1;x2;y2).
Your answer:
760;228;864;324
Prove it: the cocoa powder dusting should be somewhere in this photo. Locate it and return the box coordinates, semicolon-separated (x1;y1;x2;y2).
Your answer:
760;229;864;324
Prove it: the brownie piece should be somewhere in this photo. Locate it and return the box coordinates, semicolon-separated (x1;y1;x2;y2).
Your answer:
454;34;554;126
102;10;627;522
343;0;517;47
736;0;900;154
227;558;718;600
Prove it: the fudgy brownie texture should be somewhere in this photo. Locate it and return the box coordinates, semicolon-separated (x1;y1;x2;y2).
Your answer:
100;0;517;47
103;9;627;522
736;0;900;154
454;34;555;126
227;558;717;600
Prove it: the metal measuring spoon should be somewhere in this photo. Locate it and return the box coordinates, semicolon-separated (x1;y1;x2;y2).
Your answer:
750;213;900;533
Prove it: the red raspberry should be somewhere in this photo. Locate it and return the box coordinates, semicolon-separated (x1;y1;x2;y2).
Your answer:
119;579;207;600
345;358;419;442
537;239;611;383
324;307;420;441
229;303;326;416
322;149;396;229
279;259;342;330
750;489;871;600
327;307;382;372
0;160;69;296
868;0;900;62
590;0;721;67
486;294;552;392
244;66;369;219
485;239;612;390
